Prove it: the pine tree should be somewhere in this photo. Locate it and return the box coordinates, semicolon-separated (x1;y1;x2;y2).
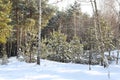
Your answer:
0;0;12;64
10;0;55;58
0;0;12;44
70;36;83;63
46;31;70;62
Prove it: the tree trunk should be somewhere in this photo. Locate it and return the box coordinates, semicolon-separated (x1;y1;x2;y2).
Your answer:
1;44;8;65
9;38;12;57
116;50;119;64
20;28;23;48
108;49;111;58
29;52;32;63
89;50;92;70
37;0;41;65
16;27;20;58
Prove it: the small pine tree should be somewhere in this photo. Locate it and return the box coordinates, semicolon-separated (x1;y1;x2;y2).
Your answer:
46;31;70;62
70;36;83;63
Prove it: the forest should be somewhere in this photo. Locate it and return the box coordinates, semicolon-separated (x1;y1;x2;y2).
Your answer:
0;0;120;68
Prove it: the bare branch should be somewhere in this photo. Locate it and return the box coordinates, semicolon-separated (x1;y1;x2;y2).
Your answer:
51;0;63;4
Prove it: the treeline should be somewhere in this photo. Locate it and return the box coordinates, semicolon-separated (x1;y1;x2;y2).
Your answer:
0;0;120;66
0;0;55;64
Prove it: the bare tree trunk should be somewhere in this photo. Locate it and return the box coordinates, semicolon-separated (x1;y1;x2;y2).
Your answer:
7;38;12;58
108;49;111;57
10;38;12;57
17;27;20;58
1;44;8;65
94;0;105;66
20;28;22;48
37;0;41;65
74;12;77;37
15;6;20;58
90;0;99;52
29;52;32;63
89;50;92;70
116;50;119;64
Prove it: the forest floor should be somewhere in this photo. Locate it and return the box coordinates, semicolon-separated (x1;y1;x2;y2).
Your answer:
0;50;120;80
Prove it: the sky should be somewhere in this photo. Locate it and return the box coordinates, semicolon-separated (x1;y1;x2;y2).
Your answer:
48;0;120;16
48;0;93;15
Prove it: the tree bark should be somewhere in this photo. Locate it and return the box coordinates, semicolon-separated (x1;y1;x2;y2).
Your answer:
116;50;119;64
37;0;41;65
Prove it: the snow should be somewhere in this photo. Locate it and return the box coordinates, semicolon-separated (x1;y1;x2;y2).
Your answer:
0;51;120;80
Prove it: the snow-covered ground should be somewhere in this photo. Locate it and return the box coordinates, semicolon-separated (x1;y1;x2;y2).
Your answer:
0;51;120;80
0;50;120;80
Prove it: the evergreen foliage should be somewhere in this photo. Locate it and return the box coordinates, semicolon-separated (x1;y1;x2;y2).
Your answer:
0;0;12;64
46;31;69;62
43;31;83;63
69;36;83;62
9;0;55;58
20;19;37;63
0;0;12;43
99;18;114;51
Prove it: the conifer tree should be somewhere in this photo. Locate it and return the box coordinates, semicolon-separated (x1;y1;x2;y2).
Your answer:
10;0;55;58
0;0;12;44
46;31;70;62
0;0;12;64
70;36;83;63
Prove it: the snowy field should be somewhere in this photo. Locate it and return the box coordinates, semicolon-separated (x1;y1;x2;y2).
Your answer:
0;51;120;80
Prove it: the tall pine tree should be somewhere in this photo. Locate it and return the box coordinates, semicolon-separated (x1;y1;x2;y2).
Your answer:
0;0;12;44
0;0;12;64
